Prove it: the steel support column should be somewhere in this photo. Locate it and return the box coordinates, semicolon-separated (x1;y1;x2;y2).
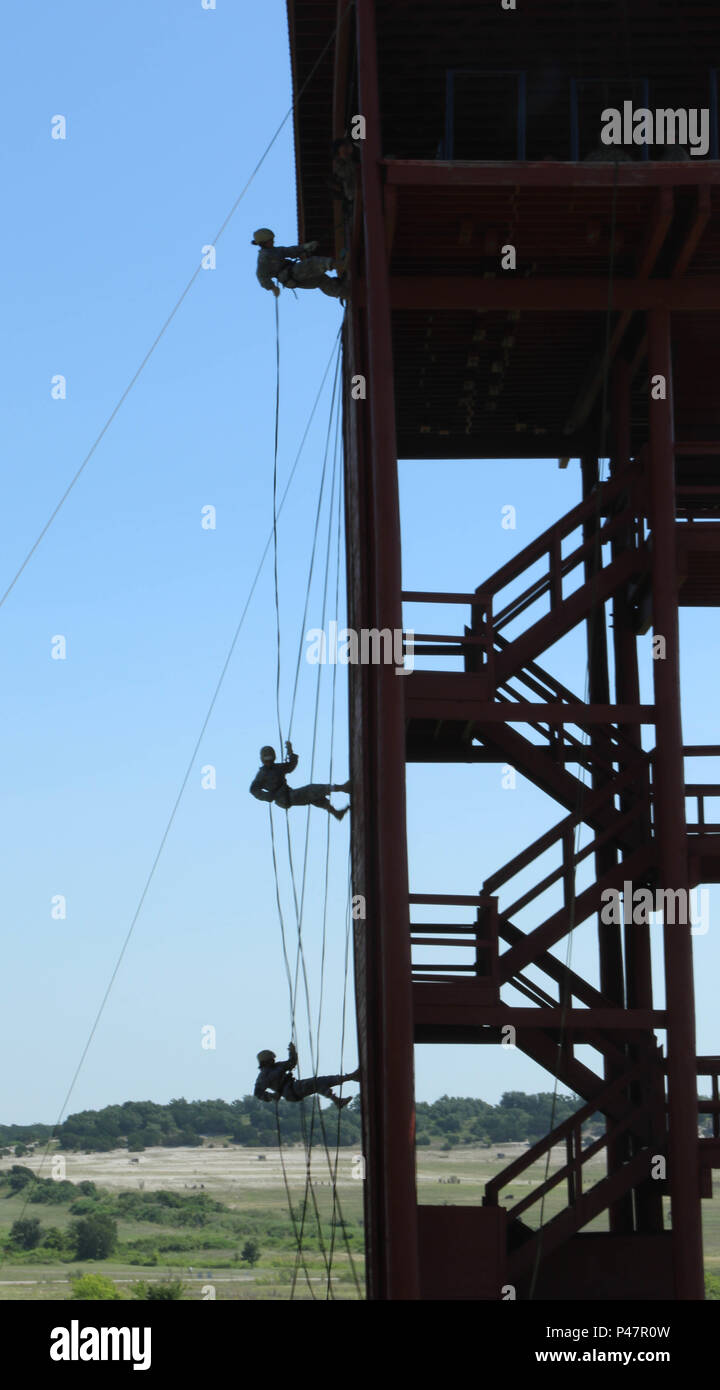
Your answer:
611;361;665;1236
355;0;419;1300
582;453;623;1010
582;452;632;1233
647;309;704;1298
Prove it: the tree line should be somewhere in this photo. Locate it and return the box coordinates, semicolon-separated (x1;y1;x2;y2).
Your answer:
0;1091;601;1153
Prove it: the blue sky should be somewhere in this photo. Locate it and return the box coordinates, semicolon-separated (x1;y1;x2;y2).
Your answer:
2;1;718;1130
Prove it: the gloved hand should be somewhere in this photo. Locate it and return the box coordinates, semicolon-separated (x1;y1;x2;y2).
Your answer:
285;740;294;757
288;1041;298;1065
272;285;280;298
303;240;318;253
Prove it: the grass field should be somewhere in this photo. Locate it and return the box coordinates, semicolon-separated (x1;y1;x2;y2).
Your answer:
1;1144;718;1299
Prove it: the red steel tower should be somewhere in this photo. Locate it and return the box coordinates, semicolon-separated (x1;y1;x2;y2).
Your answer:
287;0;720;1299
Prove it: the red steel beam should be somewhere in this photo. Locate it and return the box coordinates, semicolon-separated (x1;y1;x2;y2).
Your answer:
622;186;712;385
384;160;720;190
331;0;353;260
412;998;666;1031
473;722;649;843
582;451;633;1234
332;0;351;140
493;549;646;685
397;433;597;460
286;1;307;245
365;278;720;312
627;186;712;382
499;846;655;980
384;181;398;264
355;0;419;1302
648;308;704;1299
672;186;712;279
517;1030;633;1112
475;465;637;594
406;692;657;724
611;361;664;1234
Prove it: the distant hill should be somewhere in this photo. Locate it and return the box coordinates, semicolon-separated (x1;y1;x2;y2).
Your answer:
0;1091;600;1154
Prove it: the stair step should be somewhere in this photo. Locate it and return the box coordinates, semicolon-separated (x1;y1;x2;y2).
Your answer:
499;845;655;982
509;1148;653;1279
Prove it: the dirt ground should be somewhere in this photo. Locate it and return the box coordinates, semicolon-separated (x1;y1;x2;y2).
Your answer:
0;1140;552;1195
0;1143;368;1193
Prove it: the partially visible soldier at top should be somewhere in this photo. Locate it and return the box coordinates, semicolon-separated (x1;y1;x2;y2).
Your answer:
329;135;360;213
251;227;348;299
249;741;351;821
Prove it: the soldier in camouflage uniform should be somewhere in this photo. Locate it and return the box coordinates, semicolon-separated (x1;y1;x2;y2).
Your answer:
252;228;347;299
254;1041;359;1109
249;742;351;821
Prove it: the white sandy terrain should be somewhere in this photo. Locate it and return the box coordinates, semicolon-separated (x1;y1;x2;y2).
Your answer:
0;1144;365;1192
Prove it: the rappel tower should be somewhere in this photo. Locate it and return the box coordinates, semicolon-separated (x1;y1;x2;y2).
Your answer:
287;0;720;1300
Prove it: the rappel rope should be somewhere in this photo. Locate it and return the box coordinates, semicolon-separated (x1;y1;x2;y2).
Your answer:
273;294;284;753
318;457;363;1298
267;306;360;1297
268;307;336;1293
287;390;360;1297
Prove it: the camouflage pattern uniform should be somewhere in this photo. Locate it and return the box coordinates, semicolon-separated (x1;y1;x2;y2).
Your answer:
256;243;344;298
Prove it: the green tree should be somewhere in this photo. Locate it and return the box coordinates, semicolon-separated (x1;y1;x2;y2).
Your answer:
71;1274;121;1300
68;1213;118;1260
141;1126;164;1148
42;1227;66;1250
6;1165;34;1193
241;1238;261;1267
69;1198;95;1216
131;1279;185;1300
14;1143;29;1157
10;1217;42;1250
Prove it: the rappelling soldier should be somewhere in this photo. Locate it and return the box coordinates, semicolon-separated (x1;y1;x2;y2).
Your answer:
252;228;348;299
254;1041;359;1110
329;136;360;215
249;741;351;820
